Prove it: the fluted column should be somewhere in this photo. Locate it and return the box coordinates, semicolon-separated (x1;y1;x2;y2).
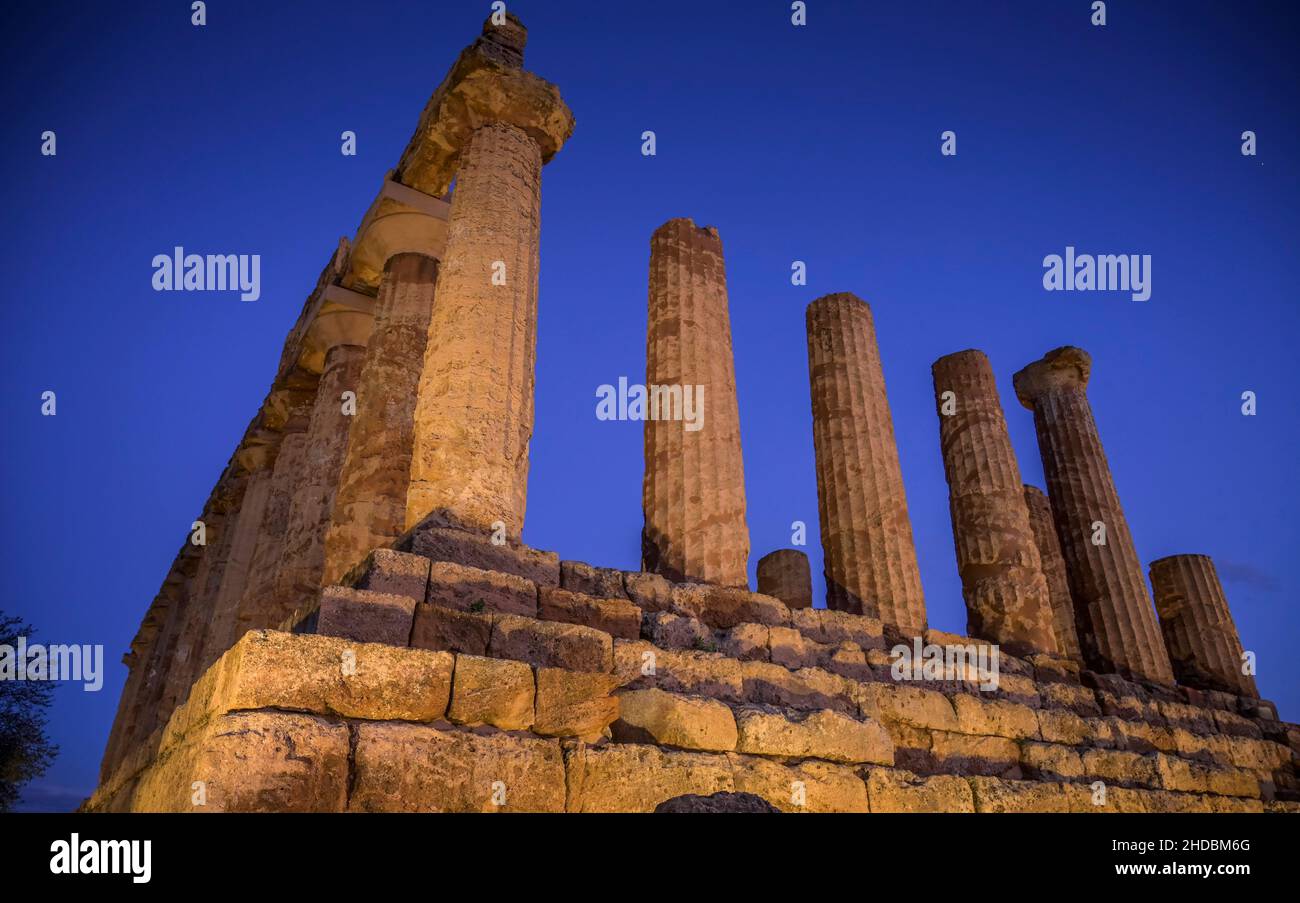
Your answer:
757;549;812;610
233;431;308;634
196;465;272;674
406;123;544;538
641;218;749;587
1150;555;1258;696
273;342;367;617
932;350;1056;655
806;293;925;634
1013;346;1173;683
1023;484;1083;660
325;253;439;584
157;497;239;718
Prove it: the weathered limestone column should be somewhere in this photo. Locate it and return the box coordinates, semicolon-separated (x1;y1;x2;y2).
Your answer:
406;123;544;538
273;341;368;618
757;549;812;610
931;350;1057;655
325;254;441;584
1150;555;1258;696
402;32;573;538
806;293;926;634
233;431;308;634
641;218;749;587
196;465;273;672
1023;484;1083;660
156;494;239;719
1013;346;1173;684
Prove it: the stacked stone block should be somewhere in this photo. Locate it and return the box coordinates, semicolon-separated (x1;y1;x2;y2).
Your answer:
86;531;1298;814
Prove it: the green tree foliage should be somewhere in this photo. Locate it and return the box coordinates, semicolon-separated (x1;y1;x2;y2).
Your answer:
0;613;58;812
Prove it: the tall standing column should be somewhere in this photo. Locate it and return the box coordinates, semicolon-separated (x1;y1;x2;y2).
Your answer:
1012;346;1173;684
641;218;749;587
1023;484;1083;660
233;430;308;635
757;549;813;610
1150;555;1258;697
272;342;367;619
325;253;439;584
806;293;926;634
932;350;1057;655
197;465;272;672
406;123;543;539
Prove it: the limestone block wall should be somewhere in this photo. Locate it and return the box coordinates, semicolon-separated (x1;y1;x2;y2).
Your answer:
86;530;1300;814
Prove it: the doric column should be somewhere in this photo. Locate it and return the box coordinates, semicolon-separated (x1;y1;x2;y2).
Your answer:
320;178;449;585
1023;484;1083;660
156;486;242;719
403;31;573;539
325;255;440;584
233;431;308;635
195;464;273;673
641;218;749;587
1150;555;1258;697
273;340;368;618
1013;346;1173;684
406;124;541;537
931;350;1056;656
757;549;812;610
806;293;926;634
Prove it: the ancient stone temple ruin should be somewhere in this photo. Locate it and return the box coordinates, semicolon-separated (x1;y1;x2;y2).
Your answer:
86;16;1298;814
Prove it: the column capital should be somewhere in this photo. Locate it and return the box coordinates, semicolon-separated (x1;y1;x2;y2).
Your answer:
1013;346;1091;409
395;55;574;198
299;303;373;374
343;178;450;293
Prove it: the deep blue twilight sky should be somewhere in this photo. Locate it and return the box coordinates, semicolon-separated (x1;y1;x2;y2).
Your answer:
2;1;1297;811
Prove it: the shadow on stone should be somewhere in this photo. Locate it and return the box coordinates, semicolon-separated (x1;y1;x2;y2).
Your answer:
653;792;781;813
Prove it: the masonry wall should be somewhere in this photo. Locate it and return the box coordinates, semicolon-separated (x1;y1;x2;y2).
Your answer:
86;533;1300;813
